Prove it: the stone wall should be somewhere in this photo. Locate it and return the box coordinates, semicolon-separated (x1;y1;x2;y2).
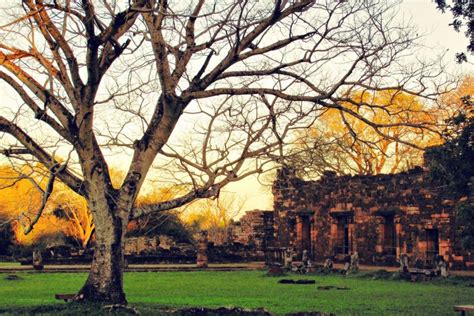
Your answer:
273;167;473;269
124;235;178;255
124;236;159;255
228;210;274;258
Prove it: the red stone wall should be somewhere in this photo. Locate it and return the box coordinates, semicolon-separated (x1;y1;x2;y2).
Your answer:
272;167;472;269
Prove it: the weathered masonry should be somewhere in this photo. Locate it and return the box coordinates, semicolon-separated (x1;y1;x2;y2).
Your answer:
272;167;473;269
227;210;274;258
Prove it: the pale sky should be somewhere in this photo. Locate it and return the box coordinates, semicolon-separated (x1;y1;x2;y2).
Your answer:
401;0;472;55
0;1;472;219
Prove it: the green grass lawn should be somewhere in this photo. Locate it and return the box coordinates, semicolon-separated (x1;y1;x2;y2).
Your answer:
0;270;473;315
0;262;20;268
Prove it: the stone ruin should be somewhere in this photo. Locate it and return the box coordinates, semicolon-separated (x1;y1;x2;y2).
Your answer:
124;236;160;254
19;163;472;270
227;210;274;259
121;210;276;263
124;235;177;254
196;231;209;268
271;166;473;270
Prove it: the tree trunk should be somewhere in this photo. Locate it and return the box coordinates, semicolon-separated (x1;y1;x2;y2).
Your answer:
76;210;127;304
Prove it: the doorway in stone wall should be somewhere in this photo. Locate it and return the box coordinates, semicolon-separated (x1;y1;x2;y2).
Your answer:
301;215;311;255
383;216;396;256
336;216;351;255
426;228;439;263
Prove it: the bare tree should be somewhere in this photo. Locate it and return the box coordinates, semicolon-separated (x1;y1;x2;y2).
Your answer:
0;0;451;304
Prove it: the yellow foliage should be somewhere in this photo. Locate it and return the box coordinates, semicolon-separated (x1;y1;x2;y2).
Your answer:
295;89;443;175
135;185;183;208
0;163;190;247
13;214;70;246
180;195;243;244
0;165;43;220
441;76;474;114
0;164;91;246
181;194;243;231
109;167;126;190
48;182;94;248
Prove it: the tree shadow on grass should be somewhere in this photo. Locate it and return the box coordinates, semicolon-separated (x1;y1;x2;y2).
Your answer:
0;303;135;316
0;304;276;316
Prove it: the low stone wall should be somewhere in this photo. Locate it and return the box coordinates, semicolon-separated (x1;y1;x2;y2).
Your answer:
18;240;263;265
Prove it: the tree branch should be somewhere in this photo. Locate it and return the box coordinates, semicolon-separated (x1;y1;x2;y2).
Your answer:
20;162;66;235
0;116;84;195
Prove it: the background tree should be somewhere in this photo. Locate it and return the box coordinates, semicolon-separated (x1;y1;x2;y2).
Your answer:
184;194;244;245
127;186;194;243
0;164;193;248
0;164;75;246
50;193;94;249
284;90;442;178
0;214;14;256
434;0;473;62
425;94;473;250
0;0;452;304
127;211;193;244
439;76;474;130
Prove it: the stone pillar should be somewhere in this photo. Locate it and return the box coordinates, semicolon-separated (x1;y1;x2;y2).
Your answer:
32;250;44;271
439;239;450;261
295;215;303;257
348;221;355;253
288;216;296;250
395;218;403;257
329;218;338;255
375;217;384;254
310;219;316;260
196;230;208;268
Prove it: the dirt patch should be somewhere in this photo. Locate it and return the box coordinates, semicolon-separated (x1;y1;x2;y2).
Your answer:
317;285;349;291
3;274;23;281
266;265;286;277
287;313;334;316
278;279;316;284
158;307;272;315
